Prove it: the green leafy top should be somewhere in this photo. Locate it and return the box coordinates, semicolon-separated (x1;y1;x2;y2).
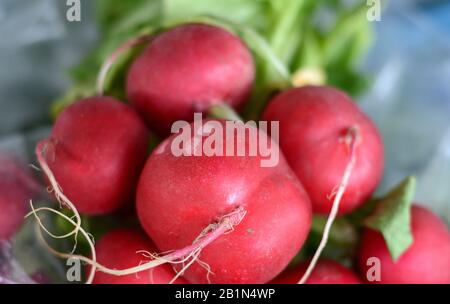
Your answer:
364;176;417;261
52;0;373;119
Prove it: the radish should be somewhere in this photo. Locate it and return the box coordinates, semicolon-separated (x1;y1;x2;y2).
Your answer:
358;205;450;284
0;155;39;240
136;119;312;283
262;85;384;215
126;23;255;135
35;96;149;215
271;259;361;284
262;85;383;283
91;229;187;284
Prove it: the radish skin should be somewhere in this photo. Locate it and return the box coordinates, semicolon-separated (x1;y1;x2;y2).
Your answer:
127;23;255;135
272;259;361;284
36;96;149;215
136;120;312;283
262;85;384;215
0;156;39;240
91;229;188;284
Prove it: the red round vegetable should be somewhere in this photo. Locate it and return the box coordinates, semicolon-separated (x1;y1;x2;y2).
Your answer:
36;96;149;215
0;156;39;240
136;120;312;283
127;23;255;135
271;259;361;284
262;85;384;215
92;229;187;284
358;205;450;284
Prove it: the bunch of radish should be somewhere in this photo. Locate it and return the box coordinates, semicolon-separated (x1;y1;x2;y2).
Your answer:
31;22;450;285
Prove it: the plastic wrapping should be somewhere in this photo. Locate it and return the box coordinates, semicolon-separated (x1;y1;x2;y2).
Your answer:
360;0;450;221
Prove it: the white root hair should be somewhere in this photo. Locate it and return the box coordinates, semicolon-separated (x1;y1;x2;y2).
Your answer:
298;126;360;284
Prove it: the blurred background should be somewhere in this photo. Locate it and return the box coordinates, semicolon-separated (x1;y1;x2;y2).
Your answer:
0;0;449;224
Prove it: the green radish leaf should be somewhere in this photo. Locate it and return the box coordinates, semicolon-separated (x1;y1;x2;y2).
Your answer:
161;15;235;34
96;0;162;32
347;197;378;226
238;25;292;119
70;0;162;84
290;216;359;267
106;1;163;36
326;64;369;96
311;215;358;247
238;26;291;87
163;0;268;30
292;27;323;71
101;27;157;100
69;33;139;84
345;17;373;67
364;176;417;261
322;4;369;66
264;0;306;83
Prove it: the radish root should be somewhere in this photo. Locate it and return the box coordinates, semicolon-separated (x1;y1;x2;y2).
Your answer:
35;140;82;240
27;202;98;284
28;184;246;284
298;125;360;284
33;140;99;283
96;35;153;95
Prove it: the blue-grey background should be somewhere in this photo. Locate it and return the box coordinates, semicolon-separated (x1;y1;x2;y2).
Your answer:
0;0;449;221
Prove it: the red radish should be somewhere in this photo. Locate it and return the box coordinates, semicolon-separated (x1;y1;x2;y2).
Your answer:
262;85;384;215
36;96;149;215
0;155;39;240
271;259;361;284
91;229;187;284
136;120;312;284
126;23;255;135
358;205;450;284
